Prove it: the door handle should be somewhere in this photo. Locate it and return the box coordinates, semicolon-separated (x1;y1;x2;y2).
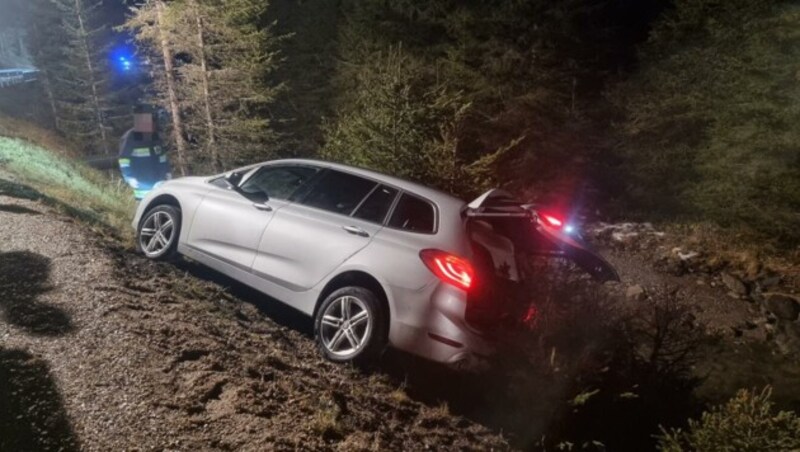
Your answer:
342;225;369;237
253;203;273;212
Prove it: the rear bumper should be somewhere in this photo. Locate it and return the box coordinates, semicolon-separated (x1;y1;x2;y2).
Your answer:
387;282;494;371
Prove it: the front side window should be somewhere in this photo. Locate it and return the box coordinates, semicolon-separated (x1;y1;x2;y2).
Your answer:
388;194;436;233
299;170;377;215
353;185;398;224
238;165;319;201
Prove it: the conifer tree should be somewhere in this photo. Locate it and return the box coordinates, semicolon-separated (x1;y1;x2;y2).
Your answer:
612;0;800;244
322;47;509;196
126;0;282;173
25;0;64;131
48;0;121;155
124;0;190;174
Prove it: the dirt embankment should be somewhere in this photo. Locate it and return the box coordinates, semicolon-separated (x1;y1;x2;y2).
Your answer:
0;193;509;451
2;187;800;451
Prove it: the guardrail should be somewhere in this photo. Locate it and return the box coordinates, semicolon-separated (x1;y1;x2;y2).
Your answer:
0;69;39;88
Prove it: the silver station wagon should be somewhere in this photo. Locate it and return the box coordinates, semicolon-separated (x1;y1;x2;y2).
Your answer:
133;159;617;369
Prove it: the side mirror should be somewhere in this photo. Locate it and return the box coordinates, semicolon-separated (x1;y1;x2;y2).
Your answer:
229;173;269;203
226;171;244;187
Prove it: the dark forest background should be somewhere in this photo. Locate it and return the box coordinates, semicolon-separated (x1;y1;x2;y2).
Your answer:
7;0;800;247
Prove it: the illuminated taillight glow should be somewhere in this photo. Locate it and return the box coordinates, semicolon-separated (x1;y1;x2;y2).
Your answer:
420;249;474;291
541;213;563;228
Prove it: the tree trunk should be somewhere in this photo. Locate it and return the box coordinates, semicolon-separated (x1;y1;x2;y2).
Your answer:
191;0;219;171
73;0;109;155
156;0;189;176
41;71;60;131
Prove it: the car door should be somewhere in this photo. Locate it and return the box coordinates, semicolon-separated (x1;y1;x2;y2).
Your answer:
186;164;320;270
251;170;398;292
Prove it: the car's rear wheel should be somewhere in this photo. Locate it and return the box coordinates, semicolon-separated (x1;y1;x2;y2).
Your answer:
314;286;387;365
137;204;181;260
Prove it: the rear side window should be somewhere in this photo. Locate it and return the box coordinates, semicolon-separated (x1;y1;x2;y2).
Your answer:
353;185;398;224
388;194;436;233
299;170;377;215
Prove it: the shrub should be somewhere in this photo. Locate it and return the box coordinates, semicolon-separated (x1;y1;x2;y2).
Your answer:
657;387;800;452
321;47;507;197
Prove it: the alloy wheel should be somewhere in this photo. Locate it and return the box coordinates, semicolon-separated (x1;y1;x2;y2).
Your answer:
320;295;372;357
139;210;175;257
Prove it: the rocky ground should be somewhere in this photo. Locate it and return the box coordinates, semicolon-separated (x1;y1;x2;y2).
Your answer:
589;222;800;407
1;190;799;451
591;222;800;355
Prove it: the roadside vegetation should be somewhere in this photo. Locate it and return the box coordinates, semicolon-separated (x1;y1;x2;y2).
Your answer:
15;0;800;249
0;118;135;237
658;388;800;452
2;0;800;449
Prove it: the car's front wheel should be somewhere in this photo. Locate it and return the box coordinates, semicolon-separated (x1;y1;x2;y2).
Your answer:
314;286;387;365
137;204;181;260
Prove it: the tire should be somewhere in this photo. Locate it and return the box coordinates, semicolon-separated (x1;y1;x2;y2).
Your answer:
136;204;181;261
314;286;388;365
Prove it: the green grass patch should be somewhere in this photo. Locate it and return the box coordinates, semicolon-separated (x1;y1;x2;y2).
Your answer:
0;136;136;240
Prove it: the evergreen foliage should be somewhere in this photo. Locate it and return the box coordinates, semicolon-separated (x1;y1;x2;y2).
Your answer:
13;0;800;245
657;387;800;452
611;0;800;245
321;47;509;195
323;0;659;199
26;0;124;155
265;0;339;157
125;0;283;173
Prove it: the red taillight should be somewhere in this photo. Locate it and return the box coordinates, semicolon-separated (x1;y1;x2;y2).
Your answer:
420;249;474;291
541;213;563;228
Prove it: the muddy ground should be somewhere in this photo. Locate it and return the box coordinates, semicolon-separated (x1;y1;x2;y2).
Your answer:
0;193;509;451
1;188;799;451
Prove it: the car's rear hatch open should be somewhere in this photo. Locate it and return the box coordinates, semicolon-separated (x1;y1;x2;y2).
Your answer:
463;189;619;333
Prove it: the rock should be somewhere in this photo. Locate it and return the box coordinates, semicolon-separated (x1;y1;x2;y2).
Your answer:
703;256;727;273
774;322;800;355
759;275;781;289
763;293;800;321
721;272;747;295
626;285;645;300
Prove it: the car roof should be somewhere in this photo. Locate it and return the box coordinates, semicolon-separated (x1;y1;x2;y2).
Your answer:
259;158;467;209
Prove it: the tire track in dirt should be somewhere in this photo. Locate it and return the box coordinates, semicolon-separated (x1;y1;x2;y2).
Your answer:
0;193;511;451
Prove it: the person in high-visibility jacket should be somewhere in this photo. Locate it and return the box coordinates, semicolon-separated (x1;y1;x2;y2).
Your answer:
118;108;172;200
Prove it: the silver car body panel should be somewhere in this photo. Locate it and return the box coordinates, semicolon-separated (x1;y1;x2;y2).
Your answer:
132;160;510;366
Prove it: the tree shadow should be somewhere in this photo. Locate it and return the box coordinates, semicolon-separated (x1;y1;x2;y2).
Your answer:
0;203;41;215
0;251;73;335
0;347;80;451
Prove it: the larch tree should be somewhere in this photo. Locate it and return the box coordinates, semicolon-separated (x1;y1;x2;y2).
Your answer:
124;0;190;175
125;0;283;174
49;0;120;155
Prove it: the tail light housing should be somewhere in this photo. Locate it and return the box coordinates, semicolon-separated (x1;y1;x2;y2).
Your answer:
540;213;563;228
420;249;474;291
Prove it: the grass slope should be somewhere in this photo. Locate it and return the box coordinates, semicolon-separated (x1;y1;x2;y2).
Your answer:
0;135;135;238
